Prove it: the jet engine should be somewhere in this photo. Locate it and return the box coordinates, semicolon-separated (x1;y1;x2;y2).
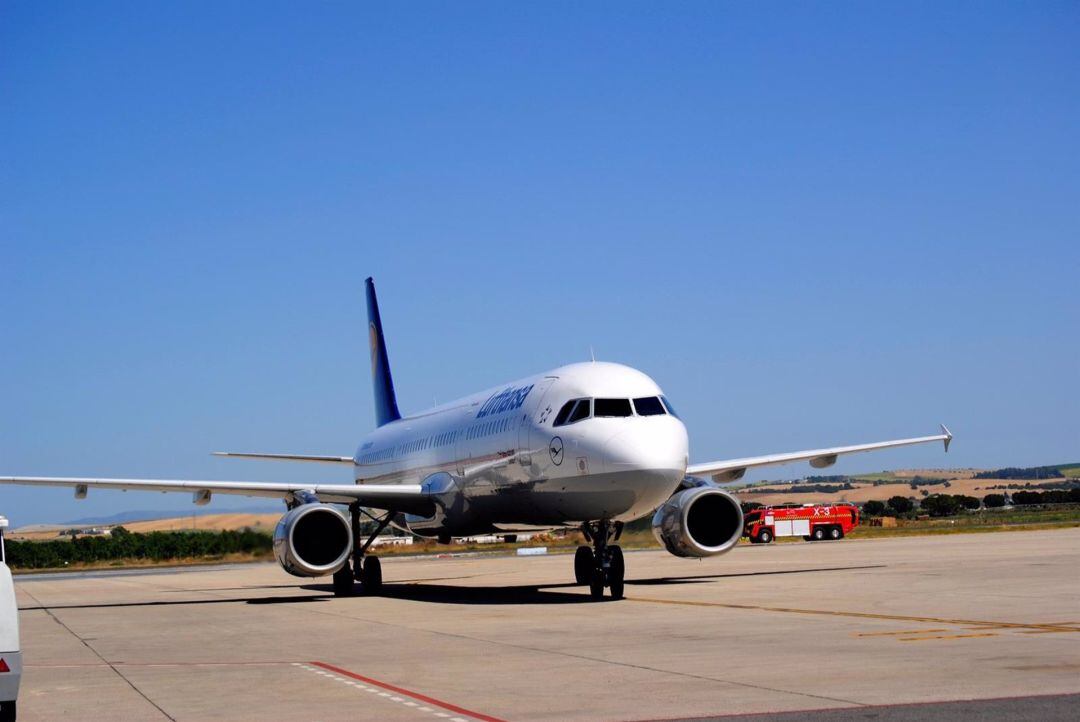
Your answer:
652;486;744;558
273;504;353;577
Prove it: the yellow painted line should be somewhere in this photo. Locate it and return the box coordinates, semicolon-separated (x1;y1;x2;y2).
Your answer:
625;597;1080;634
898;633;999;642
856;629;949;637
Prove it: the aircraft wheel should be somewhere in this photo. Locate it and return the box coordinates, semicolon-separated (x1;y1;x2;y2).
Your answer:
589;568;605;600
332;565;355;597
812;527;826;541
757;529;773;544
574;546;592;585
362;557;383;594
608;546;625;600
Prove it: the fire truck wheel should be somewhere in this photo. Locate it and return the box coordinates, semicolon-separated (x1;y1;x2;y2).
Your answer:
802;536;812;541
812;527;826;541
0;700;14;722
574;546;592;584
757;530;773;544
829;526;843;540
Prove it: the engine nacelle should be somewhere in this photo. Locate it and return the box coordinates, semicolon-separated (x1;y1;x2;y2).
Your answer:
652;486;744;558
273;504;353;577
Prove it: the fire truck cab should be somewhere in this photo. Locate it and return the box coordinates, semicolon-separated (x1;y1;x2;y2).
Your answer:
743;503;860;544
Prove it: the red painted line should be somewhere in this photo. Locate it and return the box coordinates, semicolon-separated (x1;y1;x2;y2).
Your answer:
310;660;507;722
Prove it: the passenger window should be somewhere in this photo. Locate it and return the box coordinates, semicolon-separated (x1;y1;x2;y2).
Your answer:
594;398;632;417
633;396;666;416
567;398;591;424
660;396;680;419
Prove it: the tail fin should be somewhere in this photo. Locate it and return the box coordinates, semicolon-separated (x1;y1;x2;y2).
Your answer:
365;277;401;426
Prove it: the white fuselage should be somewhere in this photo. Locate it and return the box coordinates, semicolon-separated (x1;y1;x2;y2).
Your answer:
352;362;689;536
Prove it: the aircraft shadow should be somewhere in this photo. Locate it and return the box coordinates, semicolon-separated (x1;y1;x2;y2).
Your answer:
298;564;885;605
625;564;886;586
19;565;885;610
20;595;330;611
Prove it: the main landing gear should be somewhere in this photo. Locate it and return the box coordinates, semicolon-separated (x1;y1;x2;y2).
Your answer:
575;520;625;600
333;503;392;597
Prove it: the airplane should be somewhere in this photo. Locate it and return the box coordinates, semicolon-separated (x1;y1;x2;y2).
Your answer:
1;278;952;600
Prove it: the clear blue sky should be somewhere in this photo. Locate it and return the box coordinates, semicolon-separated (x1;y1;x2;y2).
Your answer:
2;2;1077;526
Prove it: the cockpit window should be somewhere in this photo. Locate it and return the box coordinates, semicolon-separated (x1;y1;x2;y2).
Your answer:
555;398;591;426
567;398;591;423
660;396;680;419
594;398;632;417
553;400;576;427
633;396;666;416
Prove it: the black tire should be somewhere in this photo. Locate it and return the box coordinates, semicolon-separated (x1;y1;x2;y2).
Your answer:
802;535;812;541
812;527;826;541
362;556;383;594
574;546;592;585
608;546;625;600
0;700;15;722
589;567;605;600
757;529;773;544
829;526;843;540
332;565;355;597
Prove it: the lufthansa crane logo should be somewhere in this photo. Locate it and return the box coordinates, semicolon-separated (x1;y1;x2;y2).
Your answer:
549;436;564;465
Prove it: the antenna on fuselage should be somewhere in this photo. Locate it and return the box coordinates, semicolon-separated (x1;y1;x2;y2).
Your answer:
589;345;596;362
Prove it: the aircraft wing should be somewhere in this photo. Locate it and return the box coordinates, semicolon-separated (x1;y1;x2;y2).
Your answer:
686;425;952;483
212;452;355;465
0;476;435;515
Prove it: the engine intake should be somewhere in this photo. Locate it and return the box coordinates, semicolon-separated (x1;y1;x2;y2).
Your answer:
273;504;353;577
652;486;744;558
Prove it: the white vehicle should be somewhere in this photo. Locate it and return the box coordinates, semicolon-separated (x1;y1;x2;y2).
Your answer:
1;279;951;600
0;517;20;722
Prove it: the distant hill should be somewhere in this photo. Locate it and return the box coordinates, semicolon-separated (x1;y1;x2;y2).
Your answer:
63;504;281;526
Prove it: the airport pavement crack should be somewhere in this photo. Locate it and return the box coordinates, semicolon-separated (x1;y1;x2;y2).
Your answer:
19;586;176;721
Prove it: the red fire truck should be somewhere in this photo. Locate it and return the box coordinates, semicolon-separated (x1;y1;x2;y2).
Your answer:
743;503;860;544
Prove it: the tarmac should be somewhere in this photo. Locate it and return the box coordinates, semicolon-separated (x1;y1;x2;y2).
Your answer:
12;527;1080;721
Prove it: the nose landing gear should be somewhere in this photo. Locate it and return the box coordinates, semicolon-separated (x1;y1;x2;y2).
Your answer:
576;520;625;600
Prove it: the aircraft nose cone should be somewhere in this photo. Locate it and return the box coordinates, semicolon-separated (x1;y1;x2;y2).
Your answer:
604;419;688;475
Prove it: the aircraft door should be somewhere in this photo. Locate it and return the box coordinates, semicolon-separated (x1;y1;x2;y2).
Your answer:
518;377;556;466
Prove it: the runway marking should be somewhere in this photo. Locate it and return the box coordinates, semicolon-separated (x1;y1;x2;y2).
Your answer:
898;632;999;642
294;661;506;722
626;596;1080;635
855;628;949;637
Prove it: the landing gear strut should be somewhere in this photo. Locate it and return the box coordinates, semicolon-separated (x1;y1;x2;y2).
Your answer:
333;503;393;597
576;520;625;600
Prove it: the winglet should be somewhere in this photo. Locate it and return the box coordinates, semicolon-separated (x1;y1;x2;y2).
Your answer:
940;424;953;452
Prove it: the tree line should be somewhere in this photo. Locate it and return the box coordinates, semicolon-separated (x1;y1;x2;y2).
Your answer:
973;466;1066;480
860;488;1080;518
6;526;272;570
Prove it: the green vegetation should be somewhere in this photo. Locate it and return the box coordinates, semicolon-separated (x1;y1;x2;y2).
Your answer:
7;526;272;570
887;496;913;514
973;465;1067;480
849;506;1080;538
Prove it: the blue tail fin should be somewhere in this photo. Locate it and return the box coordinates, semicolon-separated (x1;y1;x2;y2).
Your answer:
365;277;401;427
